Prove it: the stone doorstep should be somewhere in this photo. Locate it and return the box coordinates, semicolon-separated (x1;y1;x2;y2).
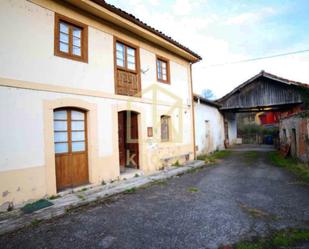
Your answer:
0;160;205;236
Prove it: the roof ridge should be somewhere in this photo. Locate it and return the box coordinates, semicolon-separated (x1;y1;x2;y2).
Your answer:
262;71;309;88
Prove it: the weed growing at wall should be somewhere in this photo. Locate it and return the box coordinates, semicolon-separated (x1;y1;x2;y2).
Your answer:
197;150;232;164
172;160;181;167
124;187;137;194
267;151;309;183
76;194;86;201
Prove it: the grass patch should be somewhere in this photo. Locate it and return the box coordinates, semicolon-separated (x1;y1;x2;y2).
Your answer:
76;194;86;201
172;160;181;167
187;167;203;174
78;187;88;192
152;179;167;186
124;187;137;194
30;219;42;227
212;150;232;159
272;229;309;247
124;178;169;191
187;187;199;193
268;151;309;183
197;155;207;160
243;151;259;164
231;228;309;249
239;203;277;220
197;150;232;164
48;195;60;200
139;179;168;190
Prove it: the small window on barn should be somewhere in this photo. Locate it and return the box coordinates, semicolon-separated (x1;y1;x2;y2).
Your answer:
54;14;88;63
161;115;171;142
156;56;170;84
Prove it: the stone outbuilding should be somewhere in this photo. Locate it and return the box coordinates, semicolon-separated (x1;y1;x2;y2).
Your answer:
279;112;309;162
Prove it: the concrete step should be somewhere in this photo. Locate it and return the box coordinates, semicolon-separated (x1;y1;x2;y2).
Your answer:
0;160;205;235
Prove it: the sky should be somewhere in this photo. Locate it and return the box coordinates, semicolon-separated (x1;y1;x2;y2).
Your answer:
107;0;309;99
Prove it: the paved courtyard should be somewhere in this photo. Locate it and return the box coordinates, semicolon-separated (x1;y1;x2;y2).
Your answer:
0;150;308;249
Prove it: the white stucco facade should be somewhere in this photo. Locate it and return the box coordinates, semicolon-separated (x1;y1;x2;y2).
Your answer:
0;0;198;208
226;113;237;145
194;99;225;155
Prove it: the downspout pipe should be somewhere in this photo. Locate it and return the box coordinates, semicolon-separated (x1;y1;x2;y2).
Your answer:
189;63;197;159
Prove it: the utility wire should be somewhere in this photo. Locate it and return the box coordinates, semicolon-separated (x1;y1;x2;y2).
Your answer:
201;49;309;68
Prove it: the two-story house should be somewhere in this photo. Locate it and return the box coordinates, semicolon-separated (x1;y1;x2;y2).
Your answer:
0;0;201;209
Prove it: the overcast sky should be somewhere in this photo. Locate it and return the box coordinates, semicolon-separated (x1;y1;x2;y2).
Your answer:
107;0;309;99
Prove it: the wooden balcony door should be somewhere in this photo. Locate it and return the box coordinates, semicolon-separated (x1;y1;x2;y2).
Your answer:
53;108;89;191
118;111;139;172
114;40;141;97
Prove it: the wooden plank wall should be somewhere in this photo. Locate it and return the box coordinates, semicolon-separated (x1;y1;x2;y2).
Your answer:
220;78;303;110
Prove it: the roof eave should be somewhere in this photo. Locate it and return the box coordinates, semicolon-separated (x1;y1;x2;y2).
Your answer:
66;0;202;63
193;94;221;108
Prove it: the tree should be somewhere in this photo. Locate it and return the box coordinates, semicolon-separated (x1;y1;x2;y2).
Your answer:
201;89;215;100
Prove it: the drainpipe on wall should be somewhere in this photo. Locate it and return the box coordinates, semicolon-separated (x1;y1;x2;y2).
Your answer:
189;63;197;159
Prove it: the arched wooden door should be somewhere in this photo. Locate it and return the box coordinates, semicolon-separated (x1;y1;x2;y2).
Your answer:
53;108;89;191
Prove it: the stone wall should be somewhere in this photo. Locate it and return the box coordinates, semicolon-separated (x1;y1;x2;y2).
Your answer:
279;113;309;162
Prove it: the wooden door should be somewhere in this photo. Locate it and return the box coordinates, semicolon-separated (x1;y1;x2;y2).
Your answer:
224;120;229;140
54;108;89;191
126;112;139;168
118;111;139;169
224;120;229;148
